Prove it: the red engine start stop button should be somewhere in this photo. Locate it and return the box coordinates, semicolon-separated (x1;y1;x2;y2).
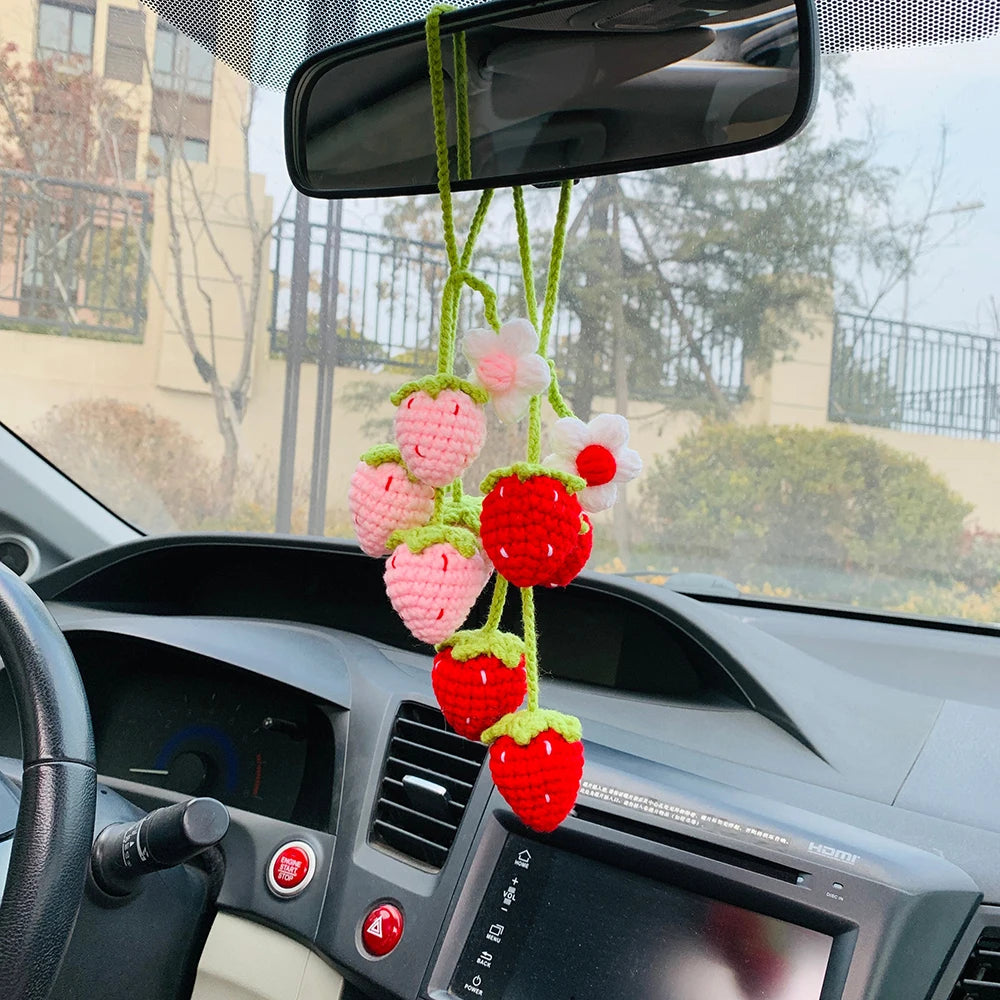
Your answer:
266;841;316;897
361;903;404;957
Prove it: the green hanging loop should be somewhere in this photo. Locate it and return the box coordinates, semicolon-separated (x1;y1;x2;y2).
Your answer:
520;586;540;713
540;180;574;356
484;575;509;632
513;180;575;462
426;5;496;376
513;186;539;331
453;29;472;183
426;5;460;271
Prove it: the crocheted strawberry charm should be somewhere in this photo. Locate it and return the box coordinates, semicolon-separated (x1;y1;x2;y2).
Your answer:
479;465;587;588
391;376;488;488
348;446;436;557
540;513;593;588
384;527;492;645
432;630;527;740
482;710;584;832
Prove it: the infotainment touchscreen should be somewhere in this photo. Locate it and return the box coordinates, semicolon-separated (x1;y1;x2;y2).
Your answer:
448;834;832;1000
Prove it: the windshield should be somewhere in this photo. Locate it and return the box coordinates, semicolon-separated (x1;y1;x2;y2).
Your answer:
1;2;997;623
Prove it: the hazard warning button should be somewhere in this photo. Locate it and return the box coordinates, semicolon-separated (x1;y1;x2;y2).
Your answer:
361;902;404;957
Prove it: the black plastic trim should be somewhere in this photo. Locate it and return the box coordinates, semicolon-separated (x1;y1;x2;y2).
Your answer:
693;590;1000;640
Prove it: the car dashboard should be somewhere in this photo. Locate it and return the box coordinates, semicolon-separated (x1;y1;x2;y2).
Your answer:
3;532;1000;1000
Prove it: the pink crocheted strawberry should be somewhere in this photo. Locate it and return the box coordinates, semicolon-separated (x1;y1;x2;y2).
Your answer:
349;446;435;557
432;631;527;741
384;528;492;645
482;710;584;833
479;465;586;588
392;376;488;488
540;513;593;588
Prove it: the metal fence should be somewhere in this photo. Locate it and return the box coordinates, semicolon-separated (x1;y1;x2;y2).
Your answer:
830;312;1000;441
269;218;556;368
269;213;746;403
0;169;151;340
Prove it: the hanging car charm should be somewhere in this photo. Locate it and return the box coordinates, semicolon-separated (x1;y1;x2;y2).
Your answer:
346;5;640;832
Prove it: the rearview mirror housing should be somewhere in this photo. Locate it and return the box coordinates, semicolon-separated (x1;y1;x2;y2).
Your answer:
285;0;819;199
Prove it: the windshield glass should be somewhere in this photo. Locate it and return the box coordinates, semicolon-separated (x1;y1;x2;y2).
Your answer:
1;3;998;623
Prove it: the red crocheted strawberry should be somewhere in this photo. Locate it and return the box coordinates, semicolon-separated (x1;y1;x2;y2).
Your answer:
482;710;584;832
432;631;526;741
540;513;592;588
479;465;585;588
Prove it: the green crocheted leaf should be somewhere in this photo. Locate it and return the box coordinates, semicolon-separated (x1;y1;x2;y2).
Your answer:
359;444;422;482
481;708;582;746
480;462;586;496
386;523;480;558
390;374;488;406
442;494;482;533
439;628;525;669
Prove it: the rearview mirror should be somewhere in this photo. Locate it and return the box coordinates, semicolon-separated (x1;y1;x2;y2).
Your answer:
285;0;818;199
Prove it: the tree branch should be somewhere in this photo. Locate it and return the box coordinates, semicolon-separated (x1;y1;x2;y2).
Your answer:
621;199;729;411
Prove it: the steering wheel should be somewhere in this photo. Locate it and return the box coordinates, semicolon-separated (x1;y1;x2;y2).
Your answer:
0;565;96;1000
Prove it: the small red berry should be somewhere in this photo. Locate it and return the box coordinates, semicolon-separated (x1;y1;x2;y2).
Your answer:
480;474;583;588
488;729;584;832
541;513;593;588
432;647;527;741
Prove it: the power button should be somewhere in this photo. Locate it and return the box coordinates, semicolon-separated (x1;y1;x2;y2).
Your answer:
361;903;404;957
266;841;316;898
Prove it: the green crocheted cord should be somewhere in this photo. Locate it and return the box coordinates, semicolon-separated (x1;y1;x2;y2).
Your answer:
513;181;575;462
384;10;584;779
481;709;583;746
480;462;586;496
386;523;479;558
390;373;488;407
425;6;498;376
439;628;525;669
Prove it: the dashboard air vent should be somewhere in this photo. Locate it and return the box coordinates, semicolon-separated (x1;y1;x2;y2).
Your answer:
370;702;486;871
949;928;1000;999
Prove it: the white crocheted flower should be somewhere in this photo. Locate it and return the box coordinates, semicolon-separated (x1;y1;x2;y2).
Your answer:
461;318;552;423
544;413;641;513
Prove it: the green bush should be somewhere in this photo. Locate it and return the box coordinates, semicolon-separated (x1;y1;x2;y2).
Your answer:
32;399;222;531
639;423;972;580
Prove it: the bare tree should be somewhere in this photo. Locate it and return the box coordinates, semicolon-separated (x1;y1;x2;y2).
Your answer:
146;58;290;508
847;125;981;327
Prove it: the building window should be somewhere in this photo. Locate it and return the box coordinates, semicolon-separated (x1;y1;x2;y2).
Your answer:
37;1;95;66
105;7;146;84
148;133;209;177
152;24;213;99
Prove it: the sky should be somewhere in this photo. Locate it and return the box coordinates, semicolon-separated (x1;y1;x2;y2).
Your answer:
249;32;1000;336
